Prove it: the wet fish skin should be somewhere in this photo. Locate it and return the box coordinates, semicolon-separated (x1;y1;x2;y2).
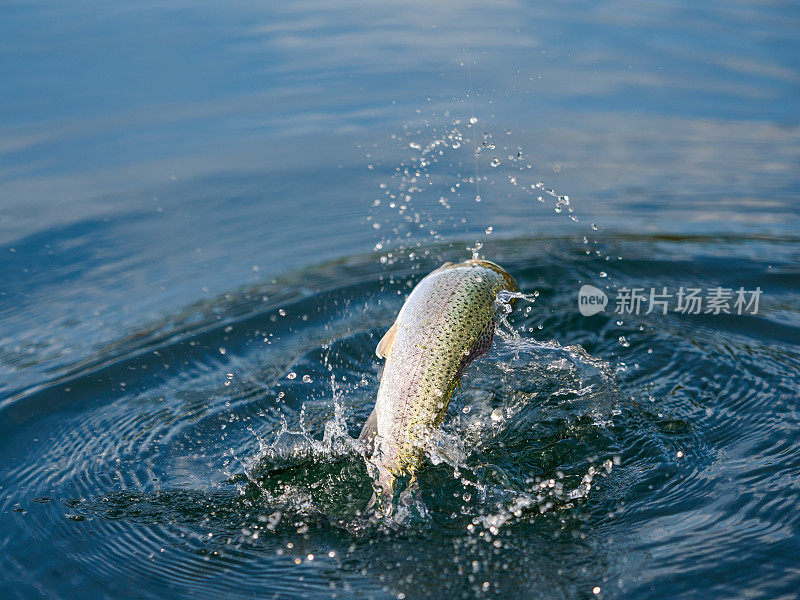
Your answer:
360;259;518;511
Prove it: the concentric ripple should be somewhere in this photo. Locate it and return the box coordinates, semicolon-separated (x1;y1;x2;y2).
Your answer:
1;235;799;600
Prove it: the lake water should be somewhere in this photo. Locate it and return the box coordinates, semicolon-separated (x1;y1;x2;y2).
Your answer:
1;1;799;599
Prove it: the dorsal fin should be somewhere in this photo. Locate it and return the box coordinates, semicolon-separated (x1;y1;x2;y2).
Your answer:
376;321;399;359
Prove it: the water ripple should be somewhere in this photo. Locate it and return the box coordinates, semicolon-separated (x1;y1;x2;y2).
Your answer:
2;236;799;599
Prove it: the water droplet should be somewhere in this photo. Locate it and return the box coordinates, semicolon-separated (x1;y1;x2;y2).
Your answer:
485;226;493;235
469;116;478;125
599;271;607;278
302;375;312;383
618;336;630;347
287;372;297;380
490;157;500;168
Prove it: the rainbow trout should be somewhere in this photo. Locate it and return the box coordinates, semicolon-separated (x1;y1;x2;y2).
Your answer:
360;259;518;515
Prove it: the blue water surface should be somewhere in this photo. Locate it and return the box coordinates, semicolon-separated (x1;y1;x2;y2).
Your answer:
1;1;799;599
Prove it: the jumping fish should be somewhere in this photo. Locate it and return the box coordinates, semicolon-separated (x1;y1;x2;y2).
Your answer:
360;258;518;515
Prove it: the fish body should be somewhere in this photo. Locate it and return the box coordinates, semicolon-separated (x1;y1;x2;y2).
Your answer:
360;259;518;512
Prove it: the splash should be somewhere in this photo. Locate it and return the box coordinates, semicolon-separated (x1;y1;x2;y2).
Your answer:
238;320;620;532
240;378;368;525
365;99;622;283
475;456;618;533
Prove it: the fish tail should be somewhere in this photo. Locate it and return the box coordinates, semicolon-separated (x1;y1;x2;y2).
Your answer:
397;473;430;520
364;461;429;521
363;457;396;514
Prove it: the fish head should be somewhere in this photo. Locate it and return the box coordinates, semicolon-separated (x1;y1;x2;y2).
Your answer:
448;258;519;293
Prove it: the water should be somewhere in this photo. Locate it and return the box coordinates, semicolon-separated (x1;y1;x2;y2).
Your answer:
1;1;799;599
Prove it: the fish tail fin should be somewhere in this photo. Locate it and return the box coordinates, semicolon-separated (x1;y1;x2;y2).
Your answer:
364;461;396;516
364;465;429;522
397;474;430;520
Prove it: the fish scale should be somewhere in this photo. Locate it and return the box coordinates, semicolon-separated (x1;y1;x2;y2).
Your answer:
360;258;518;510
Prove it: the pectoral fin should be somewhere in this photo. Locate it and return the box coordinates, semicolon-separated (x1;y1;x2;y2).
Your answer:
376;321;399;359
